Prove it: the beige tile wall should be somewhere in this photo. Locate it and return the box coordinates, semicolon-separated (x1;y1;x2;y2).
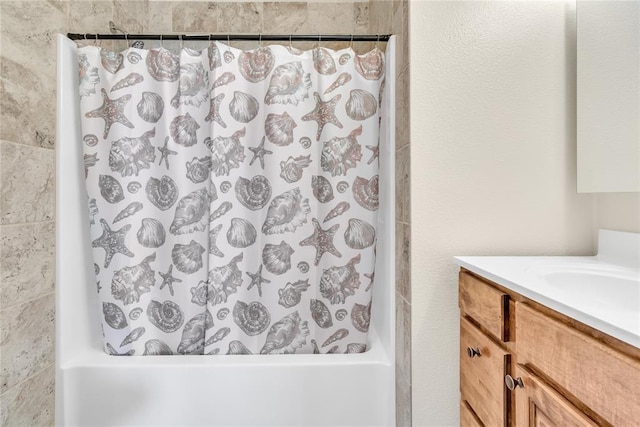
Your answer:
369;1;412;426
1;1;410;424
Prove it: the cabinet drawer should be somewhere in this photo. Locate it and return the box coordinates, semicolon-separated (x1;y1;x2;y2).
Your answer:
460;401;483;427
516;303;640;425
459;271;509;341
513;364;597;427
460;317;509;427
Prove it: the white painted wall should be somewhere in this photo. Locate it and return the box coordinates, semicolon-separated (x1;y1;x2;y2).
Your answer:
409;1;596;425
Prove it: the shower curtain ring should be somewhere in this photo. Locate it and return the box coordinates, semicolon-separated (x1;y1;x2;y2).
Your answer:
160;34;163;48
350;34;354;49
289;34;292;49
375;34;380;49
259;33;262;48
316;33;321;49
95;33;99;47
125;33;129;47
179;34;183;49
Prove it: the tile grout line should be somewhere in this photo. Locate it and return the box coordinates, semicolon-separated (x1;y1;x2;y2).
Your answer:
0;219;56;228
0;290;56;315
0;361;54;398
0;139;56;152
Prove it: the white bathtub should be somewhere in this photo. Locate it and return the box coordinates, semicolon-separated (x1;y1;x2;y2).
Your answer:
55;34;396;427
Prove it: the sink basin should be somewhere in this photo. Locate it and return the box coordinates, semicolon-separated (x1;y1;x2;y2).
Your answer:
543;271;640;313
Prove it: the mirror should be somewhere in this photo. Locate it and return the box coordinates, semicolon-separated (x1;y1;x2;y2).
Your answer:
577;0;640;193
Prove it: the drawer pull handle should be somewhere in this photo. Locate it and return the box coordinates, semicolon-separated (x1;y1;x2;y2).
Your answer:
504;375;524;391
466;347;481;358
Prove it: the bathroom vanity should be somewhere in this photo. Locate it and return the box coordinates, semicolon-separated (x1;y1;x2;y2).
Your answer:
455;231;640;426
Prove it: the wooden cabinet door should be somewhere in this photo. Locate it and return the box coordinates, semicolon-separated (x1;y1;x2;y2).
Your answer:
513;365;597;427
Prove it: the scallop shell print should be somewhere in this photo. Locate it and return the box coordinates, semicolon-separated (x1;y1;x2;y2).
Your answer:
352;175;379;211
111;254;157;305
262;188;310;235
170;113;200;147
185;157;212;184
147;300;184;333
265;112;297;146
171;240;205;274
171;62;208;108
239;47;275;83
310;299;333;328
351;301;371;333
344;218;376;249
100;50;123;74
313;48;337;75
206;253;244;306
355;48;385;80
345;89;378;121
169;188;212;235
233;301;271;336
109;128;156;177
143;339;173;355
99;174;124;204
103;302;127;329
120;327;145;347
226;218;257;248
280;155;311;183
111;73;143;92
177;311;214;355
260;311;310;355
229;91;259;123
235;175;272;211
146;49;180;82
113;202;143;223
277;279;310;308
265;61;312;106
205;128;246;176
137;92;164;123
319;254;361;304
321;126;363;176
146;175;179;211
262;241;294;275
312;175;334;203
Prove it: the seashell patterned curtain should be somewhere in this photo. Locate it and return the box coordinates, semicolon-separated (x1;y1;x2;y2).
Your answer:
78;41;384;356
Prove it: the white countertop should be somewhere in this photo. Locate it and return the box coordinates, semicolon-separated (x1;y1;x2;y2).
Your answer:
454;230;640;348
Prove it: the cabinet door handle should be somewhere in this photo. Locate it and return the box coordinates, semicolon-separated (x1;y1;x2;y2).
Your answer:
504;374;524;391
466;347;481;358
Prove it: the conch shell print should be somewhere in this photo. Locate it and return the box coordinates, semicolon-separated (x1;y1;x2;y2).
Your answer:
111;254;157;305
147;299;184;333
206;253;244;306
185;157;212;184
351;301;371;333
146;175;179;211
103;302;127;329
319;254;361;304
169;188;212;235
78;53;99;97
323;201;350;223
265;112;297;146
205;128;246;176
226;218;257;248
171;240;206;274
235;175;272;211
109;128;157;177
120;327;145;347
146;49;180;82
260;311;310;355
324;72;352;95
310;299;333;328
262;188;310;235
321;126;363;176
312;48;337;75
345;89;378;121
352;175;379;211
137;92;164;123
344;218;376;249
355;48;385;80
239;47;275;83
322;328;349;348
170;113;200;147
265;61;312;105
262;241;294;275
277;280;310;309
113;201;143;223
177;311;214;355
233;301;271;336
229;91;260;123
171;62;208;108
279;155;311;183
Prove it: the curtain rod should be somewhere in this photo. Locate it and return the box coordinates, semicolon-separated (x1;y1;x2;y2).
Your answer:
66;33;391;42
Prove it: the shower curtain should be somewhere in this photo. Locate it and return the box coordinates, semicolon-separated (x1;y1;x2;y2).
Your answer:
78;41;385;355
